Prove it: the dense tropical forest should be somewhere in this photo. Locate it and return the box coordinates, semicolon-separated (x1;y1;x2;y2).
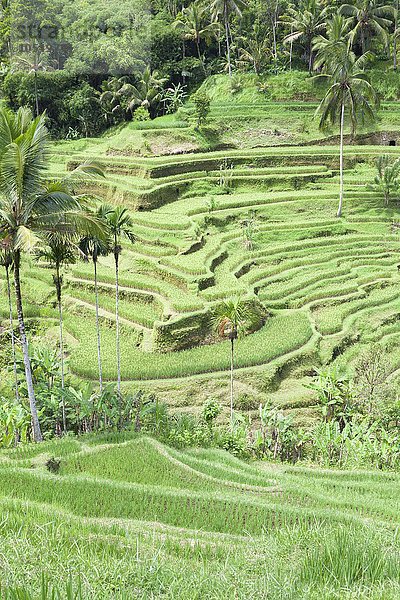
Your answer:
0;0;400;597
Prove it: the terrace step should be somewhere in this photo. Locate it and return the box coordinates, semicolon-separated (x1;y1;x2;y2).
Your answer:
65;296;154;352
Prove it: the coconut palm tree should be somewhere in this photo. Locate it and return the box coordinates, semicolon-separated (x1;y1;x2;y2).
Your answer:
0;106;105;442
105;207;135;400
237;26;272;74
367;154;400;205
118;67;167;118
282;0;328;73
340;0;394;54
213;296;255;424
13;46;57;116
211;0;246;77
313;14;354;69
0;239;18;401
98;77;124;125
79;205;111;394
39;236;77;432
315;47;378;217
174;3;218;72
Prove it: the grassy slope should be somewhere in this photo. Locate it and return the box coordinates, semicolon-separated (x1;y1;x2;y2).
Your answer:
1;75;400;425
0;434;400;598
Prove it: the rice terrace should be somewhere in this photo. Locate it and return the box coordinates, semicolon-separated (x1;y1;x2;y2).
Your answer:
1;0;400;598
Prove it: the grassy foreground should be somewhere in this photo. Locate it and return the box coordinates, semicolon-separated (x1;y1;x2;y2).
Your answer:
0;434;399;599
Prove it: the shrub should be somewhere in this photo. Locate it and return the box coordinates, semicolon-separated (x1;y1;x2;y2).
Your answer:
134;106;151;121
202;400;222;428
192;91;211;128
235;393;259;411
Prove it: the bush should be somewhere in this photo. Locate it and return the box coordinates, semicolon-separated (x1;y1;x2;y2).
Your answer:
235;393;259;411
192;91;211;128
202;399;222;428
134;106;151;121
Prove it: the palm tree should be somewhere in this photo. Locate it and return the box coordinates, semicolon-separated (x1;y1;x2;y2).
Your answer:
98;77;124;125
105;207;135;399
367;154;400;205
13;46;57;116
0;239;18;401
211;0;246;77
238;26;272;74
313;14;354;69
118;67;167;118
282;0;328;73
79;205;111;394
0;106;105;442
393;0;399;70
213;297;254;424
40;236;77;432
174;3;218;72
315;47;378;217
340;0;394;54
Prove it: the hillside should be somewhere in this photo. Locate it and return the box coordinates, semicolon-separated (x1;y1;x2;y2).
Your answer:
1;434;399;598
1;88;398;425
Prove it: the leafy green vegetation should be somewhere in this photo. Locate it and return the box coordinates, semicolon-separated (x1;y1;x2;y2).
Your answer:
1;1;400;596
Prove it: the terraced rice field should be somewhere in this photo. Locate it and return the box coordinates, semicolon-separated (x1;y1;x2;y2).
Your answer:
1;101;400;418
1;434;400;598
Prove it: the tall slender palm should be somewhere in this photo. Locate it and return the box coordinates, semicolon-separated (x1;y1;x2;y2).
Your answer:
211;0;246;77
282;0;328;73
214;297;254;424
0;240;18;401
340;0;394;54
13;47;57;117
0;106;105;442
315;47;378;217
40;236;77;432
79;205;111;394
174;3;218;72
105;207;135;399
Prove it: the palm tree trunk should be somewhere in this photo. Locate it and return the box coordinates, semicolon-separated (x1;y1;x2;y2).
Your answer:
6;265;19;402
225;7;232;77
56;264;66;433
13;251;42;442
34;71;39;117
94;259;103;393
337;101;345;218
271;1;278;62
114;240;121;426
308;37;313;74
289;26;293;71
395;4;399;70
230;338;234;425
196;39;206;73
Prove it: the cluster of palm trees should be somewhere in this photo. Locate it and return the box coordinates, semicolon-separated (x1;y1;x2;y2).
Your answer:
169;0;399;79
284;0;397;72
0;106;136;441
173;0;246;77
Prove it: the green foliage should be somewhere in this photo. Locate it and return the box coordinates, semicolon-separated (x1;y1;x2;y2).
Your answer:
2;72;104;137
0;399;30;448
367;154;400;205
192;90;211;128
202;399;222;427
